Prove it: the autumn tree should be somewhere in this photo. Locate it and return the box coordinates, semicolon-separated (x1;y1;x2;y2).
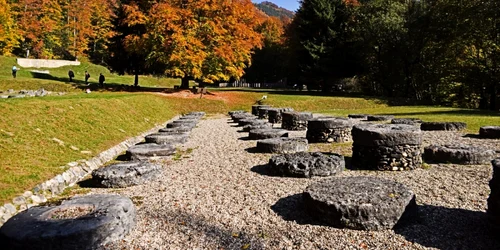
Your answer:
0;0;18;55
122;0;262;88
11;0;64;58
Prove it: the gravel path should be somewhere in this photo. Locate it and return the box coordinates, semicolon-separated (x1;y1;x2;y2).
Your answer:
92;116;500;249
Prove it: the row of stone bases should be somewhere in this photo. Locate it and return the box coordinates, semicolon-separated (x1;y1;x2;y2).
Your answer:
229;105;500;231
0;112;206;249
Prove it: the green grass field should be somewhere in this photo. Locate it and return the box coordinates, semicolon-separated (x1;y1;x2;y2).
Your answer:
0;56;499;203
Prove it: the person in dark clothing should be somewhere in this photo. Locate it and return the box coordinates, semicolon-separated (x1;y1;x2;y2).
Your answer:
85;71;90;85
99;73;105;87
68;69;75;82
12;65;17;78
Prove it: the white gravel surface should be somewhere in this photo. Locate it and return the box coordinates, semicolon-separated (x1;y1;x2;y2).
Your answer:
92;116;500;249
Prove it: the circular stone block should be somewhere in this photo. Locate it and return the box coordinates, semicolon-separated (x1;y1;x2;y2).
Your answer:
488;158;500;225
92;161;162;188
480;126;500;139
423;144;496;165
243;123;273;132
351;124;423;170
228;110;246;116
159;127;191;133
0;194;136;250
248;128;289;140
179;115;200;121
126;143;176;160
420;122;467;131
269;152;344;178
238;118;266;127
348;114;369;119
187;111;205;117
173;119;198;124
258;107;275;119
306;117;353;143
256;137;308;153
252;105;271;115
167;121;195;129
267;108;294;124
145;133;188;145
231;113;257;123
367;115;395;121
281;111;314;131
303;176;417;230
391;118;423;125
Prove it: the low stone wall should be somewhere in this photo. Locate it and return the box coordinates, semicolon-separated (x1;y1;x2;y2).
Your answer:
17;58;81;68
0;118;175;226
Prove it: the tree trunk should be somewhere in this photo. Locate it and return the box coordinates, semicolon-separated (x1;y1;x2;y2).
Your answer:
134;73;139;87
181;76;190;89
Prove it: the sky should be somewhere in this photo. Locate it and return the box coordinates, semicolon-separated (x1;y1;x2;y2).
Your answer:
252;0;301;11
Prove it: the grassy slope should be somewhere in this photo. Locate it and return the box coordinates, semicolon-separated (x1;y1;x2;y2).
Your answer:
0;56;182;89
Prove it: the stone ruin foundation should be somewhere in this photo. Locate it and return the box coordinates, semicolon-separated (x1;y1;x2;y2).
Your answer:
306;117;353;143
281;111;313;131
351;123;423;170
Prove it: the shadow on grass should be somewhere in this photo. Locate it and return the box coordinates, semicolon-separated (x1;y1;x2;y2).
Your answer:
271;193;327;226
394;205;500;250
135;208;265;249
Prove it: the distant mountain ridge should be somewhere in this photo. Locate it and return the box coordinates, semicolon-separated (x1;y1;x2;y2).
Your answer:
254;1;295;19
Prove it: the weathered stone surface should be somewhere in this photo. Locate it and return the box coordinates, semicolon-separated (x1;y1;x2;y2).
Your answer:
488;158;500;225
252;105;271;115
231;113;257;123
187;111;205;117
0;194;136;250
258;107;275;120
172;119;198;124
367;115;395;121
281;112;314;131
269;152;344;178
92;161;162;188
243;123;273;132
348;114;369;119
352;124;422;147
420;122;467;131
303;176;417;230
267;108;294;124
238;118;266;127
256;138;308;153
126;143;176;160
307;117;353;143
145;133;188;145
480;126;500;139
166;122;195;129
351;124;423;170
391;118;423;125
228;110;246;116
158;127;191;133
424;144;496;165
248;129;289;140
178;115;200;121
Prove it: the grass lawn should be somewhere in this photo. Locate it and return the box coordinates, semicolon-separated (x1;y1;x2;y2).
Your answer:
0;56;499;203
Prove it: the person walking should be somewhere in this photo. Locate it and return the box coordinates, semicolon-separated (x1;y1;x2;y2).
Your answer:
68;69;75;82
84;71;90;85
12;65;17;78
99;73;105;87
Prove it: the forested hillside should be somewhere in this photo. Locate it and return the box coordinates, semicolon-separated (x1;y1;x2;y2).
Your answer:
254;1;295;19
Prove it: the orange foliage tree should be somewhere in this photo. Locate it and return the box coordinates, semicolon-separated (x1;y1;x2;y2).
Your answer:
123;0;263;88
0;0;19;55
12;0;64;58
